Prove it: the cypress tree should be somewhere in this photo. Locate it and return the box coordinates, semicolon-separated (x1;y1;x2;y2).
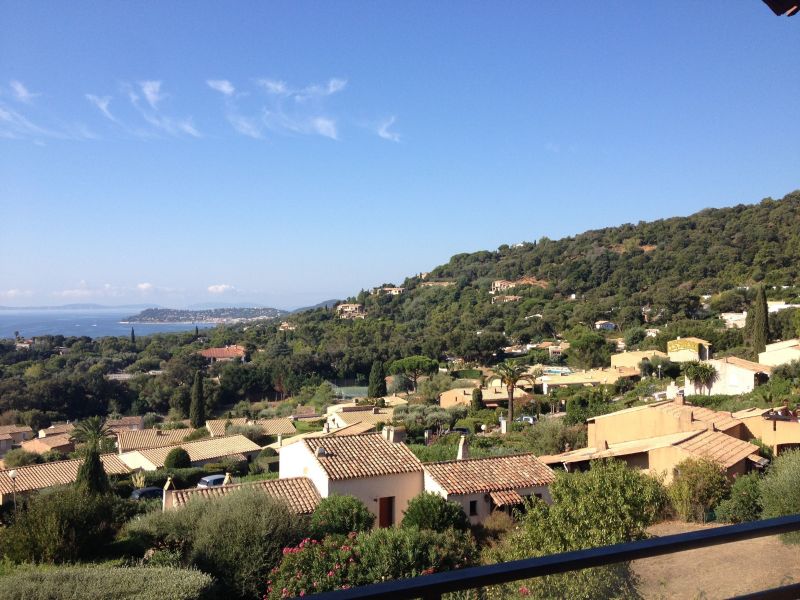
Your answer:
190;371;205;428
194;325;199;338
471;387;484;412
751;285;769;354
130;327;136;345
368;360;387;398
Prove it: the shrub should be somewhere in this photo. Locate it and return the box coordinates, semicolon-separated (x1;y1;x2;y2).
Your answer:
2;448;41;468
226;424;270;446
668;458;730;522
310;494;375;537
0;488;137;563
143;467;207;489
266;527;477;598
760;449;800;543
164;447;191;469
182;428;210;442
487;460;667;599
715;473;763;524
120;498;209;558
402;492;469;531
190;489;303;599
0;564;217;600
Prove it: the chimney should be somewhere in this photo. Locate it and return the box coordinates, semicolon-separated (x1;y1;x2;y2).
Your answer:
277;434;283;447
373;407;380;414
675;390;685;406
315;447;327;458
457;435;469;460
602;440;609;450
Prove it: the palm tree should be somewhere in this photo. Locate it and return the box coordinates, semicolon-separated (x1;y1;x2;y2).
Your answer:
493;360;534;430
71;416;112;451
71;416;112;495
682;362;718;396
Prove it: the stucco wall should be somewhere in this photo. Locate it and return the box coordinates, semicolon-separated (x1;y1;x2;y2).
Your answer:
118;451;158;471
705;360;760;396
329;471;423;527
739;415;800;455
278;442;330;496
758;346;800;368
589;408;687;447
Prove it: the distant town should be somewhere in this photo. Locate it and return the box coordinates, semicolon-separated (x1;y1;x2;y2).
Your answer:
123;307;288;324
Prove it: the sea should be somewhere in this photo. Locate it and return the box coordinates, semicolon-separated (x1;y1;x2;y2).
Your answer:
0;309;214;340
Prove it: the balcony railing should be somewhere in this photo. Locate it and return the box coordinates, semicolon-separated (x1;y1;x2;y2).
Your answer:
307;514;800;600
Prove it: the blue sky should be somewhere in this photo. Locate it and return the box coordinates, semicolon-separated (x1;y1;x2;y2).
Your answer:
1;2;798;309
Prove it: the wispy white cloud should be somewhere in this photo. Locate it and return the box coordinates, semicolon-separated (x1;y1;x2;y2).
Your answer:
0;103;63;139
256;77;347;102
53;281;123;299
377;116;401;142
139;80;164;109
9;80;39;103
207;79;235;96
208;284;236;294
86;94;117;122
257;79;290;96
311;117;338;140
126;82;201;138
136;282;154;292
227;114;262;139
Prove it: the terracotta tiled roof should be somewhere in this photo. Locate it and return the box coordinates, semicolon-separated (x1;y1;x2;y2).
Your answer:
116;428;196;453
206;418;248;436
39;423;75;437
21;434;74;454
336;407;394;427
106;416;144;432
540;431;700;465
653;402;740;432
198;345;246;359
121;434;261;468
675;430;762;468
206;417;296;437
252;418;297;436
424;454;555;495
489;489;525;507
0;425;33;436
712;356;773;374
0;454;131;495
304;433;422;480
168;477;320;513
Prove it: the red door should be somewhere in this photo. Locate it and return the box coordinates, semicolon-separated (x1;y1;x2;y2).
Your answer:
378;496;395;528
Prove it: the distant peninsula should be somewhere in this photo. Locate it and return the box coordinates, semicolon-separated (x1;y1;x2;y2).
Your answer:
123;307;288;324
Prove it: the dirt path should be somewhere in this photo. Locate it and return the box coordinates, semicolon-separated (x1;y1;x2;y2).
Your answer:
634;521;800;599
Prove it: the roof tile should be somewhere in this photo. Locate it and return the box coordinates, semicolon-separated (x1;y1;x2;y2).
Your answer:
424;454;555;495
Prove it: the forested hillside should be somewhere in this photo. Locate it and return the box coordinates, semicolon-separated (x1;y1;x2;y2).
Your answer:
2;191;799;422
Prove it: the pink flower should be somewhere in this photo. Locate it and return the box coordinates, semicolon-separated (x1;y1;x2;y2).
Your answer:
519;586;530;596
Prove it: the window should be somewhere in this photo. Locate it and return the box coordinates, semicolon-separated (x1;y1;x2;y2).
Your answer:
469;500;478;516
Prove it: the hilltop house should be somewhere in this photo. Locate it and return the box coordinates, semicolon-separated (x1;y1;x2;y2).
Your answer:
490;277;548;294
703;357;772;396
594;320;617;331
279;432;424;527
424;450;555;524
372;287;405;296
759;339;800;367
198;345;246;363
336;303;366;319
491;295;522;305
667;337;712;362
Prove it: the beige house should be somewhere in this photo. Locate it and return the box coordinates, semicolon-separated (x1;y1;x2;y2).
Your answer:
667;337;712;363
336;303;366;319
491;295;522;305
21;434;74;456
0;425;34;444
278;432;424;527
541;428;763;484
703;357;772;396
424;453;554;524
490;277;548;294
610;350;668;372
198;345;246;363
0;434;13;458
0;454;131;506
540;397;769;483
106;416;145;433
419;281;454;288
731;407;800;456
759;339;800;368
163;477;321;513
325;405;394;431
118;434;261;471
720;312;748;329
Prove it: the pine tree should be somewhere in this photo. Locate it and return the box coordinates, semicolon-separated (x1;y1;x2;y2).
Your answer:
751;285;769;354
368;360;387;398
190;370;205;428
130;327;136;345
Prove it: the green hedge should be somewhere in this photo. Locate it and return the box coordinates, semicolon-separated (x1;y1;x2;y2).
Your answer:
0;564;217;599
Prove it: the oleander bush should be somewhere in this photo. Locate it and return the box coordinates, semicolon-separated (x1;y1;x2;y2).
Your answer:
760;449;800;543
402;492;469;531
